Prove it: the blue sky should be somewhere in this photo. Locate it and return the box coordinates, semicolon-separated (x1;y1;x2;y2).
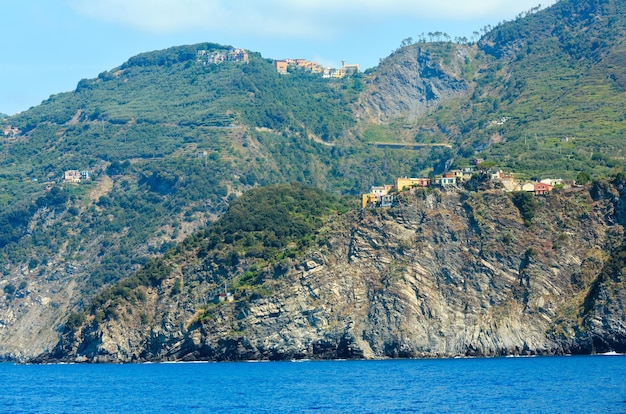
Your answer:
1;0;557;116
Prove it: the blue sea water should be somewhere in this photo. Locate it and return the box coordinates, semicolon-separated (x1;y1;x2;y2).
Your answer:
0;355;625;413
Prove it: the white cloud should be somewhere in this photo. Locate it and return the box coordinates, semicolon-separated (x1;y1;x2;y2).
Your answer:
68;0;558;38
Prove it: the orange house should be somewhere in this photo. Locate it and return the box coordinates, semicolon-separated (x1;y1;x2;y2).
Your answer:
534;182;553;196
273;60;288;74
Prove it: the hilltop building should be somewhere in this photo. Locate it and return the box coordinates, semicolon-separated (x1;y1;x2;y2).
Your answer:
274;60;289;74
341;60;360;75
274;58;324;75
3;126;19;137
362;185;394;208
274;57;360;78
197;48;249;65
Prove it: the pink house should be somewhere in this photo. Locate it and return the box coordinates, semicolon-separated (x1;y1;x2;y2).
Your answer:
534;182;553;196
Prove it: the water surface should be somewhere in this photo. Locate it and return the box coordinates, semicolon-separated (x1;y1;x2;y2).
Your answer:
1;355;624;413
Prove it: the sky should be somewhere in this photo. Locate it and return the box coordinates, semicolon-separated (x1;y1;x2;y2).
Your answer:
0;0;558;116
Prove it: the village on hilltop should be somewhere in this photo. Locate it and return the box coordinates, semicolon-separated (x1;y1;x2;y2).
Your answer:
273;59;360;78
362;160;576;208
196;48;250;65
194;47;361;79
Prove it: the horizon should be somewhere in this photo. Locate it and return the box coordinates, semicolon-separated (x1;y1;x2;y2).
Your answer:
1;1;558;116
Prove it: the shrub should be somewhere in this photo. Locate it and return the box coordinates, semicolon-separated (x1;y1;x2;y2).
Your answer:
511;191;538;226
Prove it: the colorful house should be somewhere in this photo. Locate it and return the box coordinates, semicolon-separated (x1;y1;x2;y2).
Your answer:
395;177;430;191
274;60;288;74
362;185;395;208
432;175;457;187
534;182;553;195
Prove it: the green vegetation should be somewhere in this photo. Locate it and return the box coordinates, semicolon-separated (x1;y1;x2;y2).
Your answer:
0;41;455;299
196;182;347;259
511;191;538;226
75;183;347;327
404;0;626;179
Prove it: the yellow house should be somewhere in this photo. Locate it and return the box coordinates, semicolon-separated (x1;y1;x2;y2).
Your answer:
395;177;430;191
361;193;377;209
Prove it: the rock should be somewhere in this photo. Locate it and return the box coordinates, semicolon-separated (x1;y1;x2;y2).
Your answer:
39;187;626;362
357;44;470;123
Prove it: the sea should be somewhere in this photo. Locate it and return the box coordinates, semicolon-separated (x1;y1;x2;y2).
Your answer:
1;355;625;413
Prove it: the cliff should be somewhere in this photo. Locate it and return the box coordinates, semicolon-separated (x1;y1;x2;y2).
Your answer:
41;181;626;362
357;43;471;123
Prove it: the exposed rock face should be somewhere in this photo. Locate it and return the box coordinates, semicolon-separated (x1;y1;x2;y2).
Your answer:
0;251;90;361
357;44;471;123
43;185;626;362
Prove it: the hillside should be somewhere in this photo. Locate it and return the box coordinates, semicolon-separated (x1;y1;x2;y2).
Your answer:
39;179;626;362
1;0;626;360
367;0;626;179
0;44;418;359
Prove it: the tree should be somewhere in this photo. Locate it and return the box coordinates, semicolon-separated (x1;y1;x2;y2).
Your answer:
576;171;591;185
400;37;414;48
511;191;538;227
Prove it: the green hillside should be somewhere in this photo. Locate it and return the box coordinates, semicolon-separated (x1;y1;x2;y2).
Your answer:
1;0;626;360
403;0;626;178
0;42;436;300
66;183;347;331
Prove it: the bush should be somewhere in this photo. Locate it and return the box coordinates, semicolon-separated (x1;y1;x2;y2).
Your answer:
511;191;538;226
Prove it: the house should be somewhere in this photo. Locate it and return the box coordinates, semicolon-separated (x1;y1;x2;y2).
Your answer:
490;170;502;180
521;182;535;192
380;194;394;207
500;176;519;192
361;185;395;208
490;170;518;192
64;170;89;182
323;67;345;78
274;60;289;74
395;177;430;191
197;48;248;65
540;178;563;187
227;48;249;62
534;182;553;196
462;166;476;176
433;175;457;187
274;58;324;74
361;193;377;208
371;185;393;198
450;169;475;182
3;126;19;136
64;170;81;183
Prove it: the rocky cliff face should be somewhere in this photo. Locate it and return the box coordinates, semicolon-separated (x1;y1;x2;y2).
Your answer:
357;44;472;123
42;184;626;362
